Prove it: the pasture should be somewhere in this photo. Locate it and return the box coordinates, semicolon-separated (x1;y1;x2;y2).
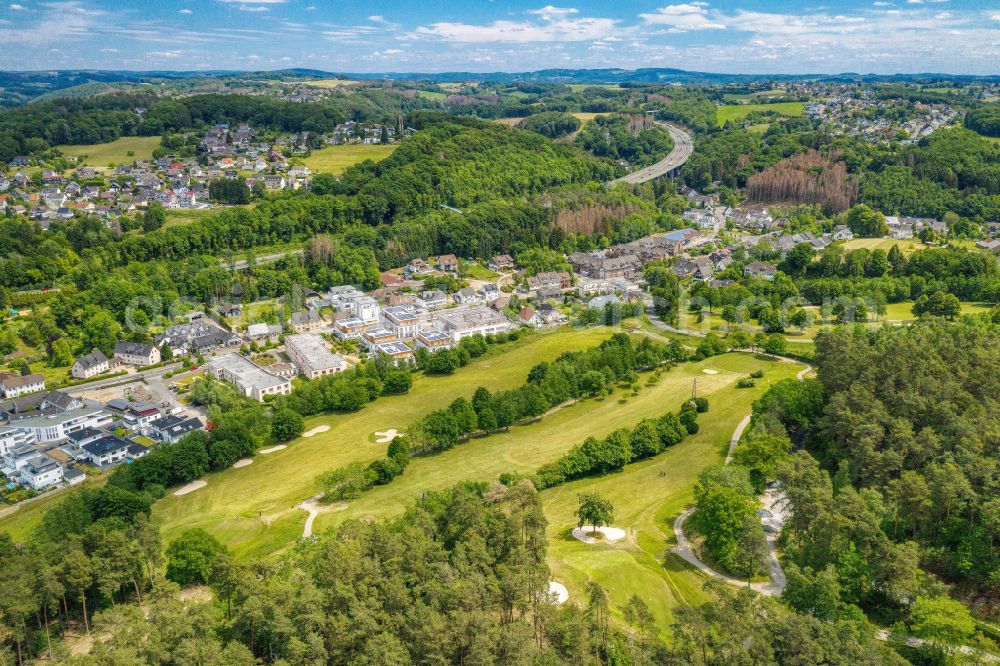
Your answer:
56;136;162;167
303;79;359;89
303;144;398;175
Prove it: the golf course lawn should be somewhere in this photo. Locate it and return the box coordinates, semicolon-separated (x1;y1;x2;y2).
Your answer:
303;144;397;175
716;102;804;126
55;136;162;167
151;327;625;558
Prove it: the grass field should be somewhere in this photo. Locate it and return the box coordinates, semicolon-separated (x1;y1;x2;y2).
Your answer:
416;90;447;101
567;84;623;92
882;300;992;322
164;208;215;229
303;79;358;88
840;237;923;254
572;112;611;123
716;102;804;126
151;328;626;558
461;262;501;280
303;144;398;175
56;136;162;167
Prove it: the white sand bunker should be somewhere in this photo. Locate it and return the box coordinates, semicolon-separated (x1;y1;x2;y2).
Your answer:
548;581;569;604
174;480;207;496
374;428;402;443
702;369;719;375
572;525;627;544
259;445;287;455
302;425;330;438
232;458;253;469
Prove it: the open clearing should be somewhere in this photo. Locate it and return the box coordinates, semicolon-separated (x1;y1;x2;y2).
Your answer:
716;102;804;126
840;237;923;254
164;208;214;229
303;144;398;175
56;136;162;167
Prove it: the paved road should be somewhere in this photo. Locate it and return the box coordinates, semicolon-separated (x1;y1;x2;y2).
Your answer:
608;122;694;186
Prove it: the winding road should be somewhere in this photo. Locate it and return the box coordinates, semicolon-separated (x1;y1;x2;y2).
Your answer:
608;122;694;186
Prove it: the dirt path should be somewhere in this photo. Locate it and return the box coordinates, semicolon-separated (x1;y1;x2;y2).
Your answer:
298;496;346;537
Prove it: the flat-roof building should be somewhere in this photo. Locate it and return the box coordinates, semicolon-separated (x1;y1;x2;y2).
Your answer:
284;334;347;379
415;329;454;352
361;328;398;352
434;307;513;342
381;306;420;339
207;354;292;401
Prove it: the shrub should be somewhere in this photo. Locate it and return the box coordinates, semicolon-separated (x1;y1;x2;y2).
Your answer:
737;377;757;388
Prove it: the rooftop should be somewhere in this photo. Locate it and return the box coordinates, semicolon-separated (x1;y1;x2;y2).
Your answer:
285;334;345;373
208;354;288;390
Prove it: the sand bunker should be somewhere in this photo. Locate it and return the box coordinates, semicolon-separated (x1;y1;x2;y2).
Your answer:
572;525;627;544
259;445;287;455
702;369;719;375
374;428;401;443
302;425;330;438
548;581;569;604
232;458;253;469
174;480;207;496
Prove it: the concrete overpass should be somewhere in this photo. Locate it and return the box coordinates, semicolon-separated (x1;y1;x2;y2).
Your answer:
608;122;694;186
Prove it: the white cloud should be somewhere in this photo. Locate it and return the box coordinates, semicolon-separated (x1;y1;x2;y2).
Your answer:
906;0;922;4
639;4;726;31
526;6;579;18
9;3;26;9
416;15;617;42
217;0;284;3
238;4;268;11
872;2;891;6
146;50;182;58
178;8;192;13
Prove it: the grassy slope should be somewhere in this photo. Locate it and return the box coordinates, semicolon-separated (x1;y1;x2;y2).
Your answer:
164;208;215;229
303;144;398;175
716;102;804;126
55;136;162;167
151;327;618;558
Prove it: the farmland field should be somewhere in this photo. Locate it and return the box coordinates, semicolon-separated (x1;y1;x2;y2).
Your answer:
55;135;162;167
303;78;359;88
303;144;398;175
716;102;804;126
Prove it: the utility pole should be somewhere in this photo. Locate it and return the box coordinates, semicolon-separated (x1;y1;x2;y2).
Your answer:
691;378;697;399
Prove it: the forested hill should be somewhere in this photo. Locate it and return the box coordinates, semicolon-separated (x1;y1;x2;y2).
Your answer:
0;116;626;289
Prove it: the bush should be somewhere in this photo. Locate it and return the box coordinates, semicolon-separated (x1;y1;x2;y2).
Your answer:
381;370;413;395
749;370;765;379
679;409;699;434
737;377;757;388
271;408;305;442
692;397;710;413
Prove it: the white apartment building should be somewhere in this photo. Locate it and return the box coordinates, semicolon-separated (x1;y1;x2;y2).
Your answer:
207;354;292;401
284;334;347;379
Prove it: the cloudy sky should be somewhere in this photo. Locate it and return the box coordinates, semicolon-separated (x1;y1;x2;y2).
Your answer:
2;0;999;74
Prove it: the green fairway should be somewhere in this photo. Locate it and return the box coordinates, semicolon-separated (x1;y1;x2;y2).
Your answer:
883;300;992;322
311;351;802;636
56;135;162;167
151;327;621;558
303;144;398;175
716;102;804;126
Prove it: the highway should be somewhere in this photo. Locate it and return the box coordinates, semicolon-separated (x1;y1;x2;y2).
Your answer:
608;122;694;186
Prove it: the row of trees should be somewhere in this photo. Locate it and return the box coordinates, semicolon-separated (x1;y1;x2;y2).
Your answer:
410;334;684;452
535;400;703;488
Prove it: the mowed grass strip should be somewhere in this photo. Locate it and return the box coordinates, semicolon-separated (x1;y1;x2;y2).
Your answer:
56;136;162;167
716;102;804;126
303;144;398;175
151;327;619;559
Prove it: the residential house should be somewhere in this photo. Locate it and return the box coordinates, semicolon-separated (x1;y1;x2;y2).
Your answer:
0;372;45;399
518;307;543;328
436;254;459;272
122;404;162;434
8;405;111;443
149;414;205;443
82;435;130;468
19;454;63;490
454;287;481;306
71;349;109;379
0;426;35;456
832;225;854;241
374;341;413;365
488;255;514;271
290;310;324;333
381;306;420;339
416;290;448;310
114;341;160;367
478;284;501;303
414;329;454;352
745;262;778;281
333;317;370;340
361;328;398;352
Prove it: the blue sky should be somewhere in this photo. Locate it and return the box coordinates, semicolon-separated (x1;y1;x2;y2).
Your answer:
1;1;998;74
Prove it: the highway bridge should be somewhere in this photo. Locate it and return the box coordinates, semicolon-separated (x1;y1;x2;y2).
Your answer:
608;122;694;186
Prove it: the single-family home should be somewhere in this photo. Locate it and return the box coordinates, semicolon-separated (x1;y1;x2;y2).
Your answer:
290;310;324;333
436;254;459;272
454;287;481;306
488;255;514;272
744;262;778;281
71;349;110;379
82;435;131;468
149;414;205;443
518;307;543;328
